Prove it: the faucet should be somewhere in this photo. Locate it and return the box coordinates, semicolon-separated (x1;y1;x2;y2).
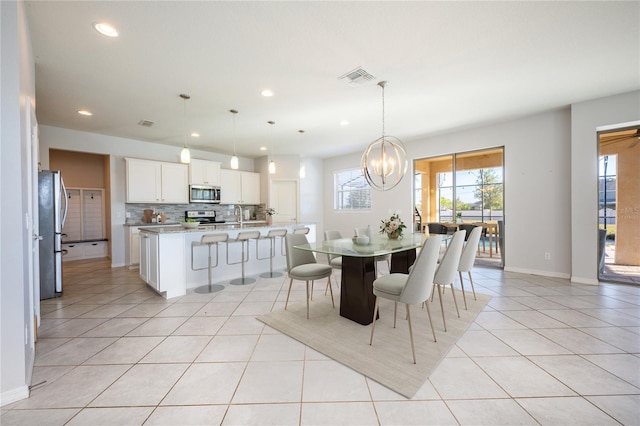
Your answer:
234;206;243;225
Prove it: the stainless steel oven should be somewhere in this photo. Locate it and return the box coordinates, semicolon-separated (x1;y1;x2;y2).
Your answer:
189;184;221;204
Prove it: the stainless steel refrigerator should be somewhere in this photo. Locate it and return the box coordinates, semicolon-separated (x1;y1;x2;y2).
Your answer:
38;170;68;300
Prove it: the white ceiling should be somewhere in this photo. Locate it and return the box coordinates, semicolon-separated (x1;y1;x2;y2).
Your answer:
25;1;640;160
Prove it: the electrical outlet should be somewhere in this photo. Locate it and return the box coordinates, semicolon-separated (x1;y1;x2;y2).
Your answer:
544;252;551;261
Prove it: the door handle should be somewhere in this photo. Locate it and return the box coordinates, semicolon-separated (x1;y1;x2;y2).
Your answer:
33;234;43;241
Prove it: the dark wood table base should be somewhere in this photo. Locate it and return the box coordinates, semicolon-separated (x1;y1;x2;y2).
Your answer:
339;249;416;325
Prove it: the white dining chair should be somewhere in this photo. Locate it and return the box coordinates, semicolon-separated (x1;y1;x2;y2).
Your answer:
457;226;483;310
432;229;466;332
369;235;442;363
323;230;342;293
354;227;390;275
284;233;334;319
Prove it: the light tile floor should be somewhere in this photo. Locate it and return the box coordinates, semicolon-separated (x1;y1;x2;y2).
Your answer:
2;258;639;425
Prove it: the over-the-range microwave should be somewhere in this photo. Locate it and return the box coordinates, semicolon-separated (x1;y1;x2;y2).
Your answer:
189;184;221;204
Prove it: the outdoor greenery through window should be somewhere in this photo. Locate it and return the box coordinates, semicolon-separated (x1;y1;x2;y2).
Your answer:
334;168;371;210
414;148;504;225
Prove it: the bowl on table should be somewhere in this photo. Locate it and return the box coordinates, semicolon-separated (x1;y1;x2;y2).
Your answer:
355;236;370;245
181;221;200;229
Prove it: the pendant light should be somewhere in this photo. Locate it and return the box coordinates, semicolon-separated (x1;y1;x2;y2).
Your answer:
230;109;239;169
267;120;276;174
298;130;306;179
179;94;191;164
361;81;407;191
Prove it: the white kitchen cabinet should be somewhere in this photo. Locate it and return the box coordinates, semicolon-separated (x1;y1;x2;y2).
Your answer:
241;171;260;204
139;232;158;290
125;158;188;204
127;224;180;268
139;231;185;298
220;170;260;205
126;226;141;267
189;159;221;186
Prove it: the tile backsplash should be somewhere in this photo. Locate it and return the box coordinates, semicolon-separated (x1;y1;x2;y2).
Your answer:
125;203;267;223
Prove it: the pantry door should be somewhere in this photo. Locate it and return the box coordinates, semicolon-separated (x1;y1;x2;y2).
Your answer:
270;180;298;225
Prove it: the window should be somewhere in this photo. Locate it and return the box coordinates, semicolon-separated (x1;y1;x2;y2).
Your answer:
334;168;371;210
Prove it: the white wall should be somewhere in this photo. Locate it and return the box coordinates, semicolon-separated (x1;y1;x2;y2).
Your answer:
39;125;256;267
1;0;35;405
324;108;573;278
570;90;640;284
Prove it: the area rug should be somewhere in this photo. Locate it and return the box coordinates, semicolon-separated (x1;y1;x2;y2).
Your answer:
257;290;490;399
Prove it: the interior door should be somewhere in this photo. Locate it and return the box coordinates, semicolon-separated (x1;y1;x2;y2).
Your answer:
27;97;39;366
270;180;298;224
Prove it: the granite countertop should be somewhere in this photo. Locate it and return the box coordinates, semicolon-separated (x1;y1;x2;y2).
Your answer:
124;220;268;227
124;221;181;227
139;222;310;235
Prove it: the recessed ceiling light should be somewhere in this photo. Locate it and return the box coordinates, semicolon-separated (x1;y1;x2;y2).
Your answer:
340;120;350;126
260;89;274;97
191;132;200;138
260;146;268;151
77;110;92;116
93;22;118;38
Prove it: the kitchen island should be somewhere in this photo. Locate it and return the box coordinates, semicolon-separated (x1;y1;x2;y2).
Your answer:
138;223;316;298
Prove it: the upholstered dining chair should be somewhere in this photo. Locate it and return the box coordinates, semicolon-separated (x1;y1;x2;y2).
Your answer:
457;223;477;242
284;233;334;319
354;227;390;275
323;230;342;292
457;226;483;310
427;222;452;248
369;235;442;364
432;229;466;332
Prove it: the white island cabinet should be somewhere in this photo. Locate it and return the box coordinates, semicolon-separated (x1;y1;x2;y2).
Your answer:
139;231;186;298
138;223;315;298
126;158;188;204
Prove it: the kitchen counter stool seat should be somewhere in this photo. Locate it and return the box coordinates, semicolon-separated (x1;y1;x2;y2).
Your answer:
227;230;261;285
257;228;288;278
191;233;229;294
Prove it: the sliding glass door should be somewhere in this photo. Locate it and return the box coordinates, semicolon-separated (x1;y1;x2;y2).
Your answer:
414;147;504;267
598;126;640;285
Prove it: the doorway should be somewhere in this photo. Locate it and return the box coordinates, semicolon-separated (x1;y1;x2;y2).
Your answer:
598;125;640;284
414;147;504;268
270;179;298;224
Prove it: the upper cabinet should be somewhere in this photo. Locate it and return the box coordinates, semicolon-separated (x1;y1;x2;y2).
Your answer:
126;158;188;204
220;170;260;205
189;159;221;186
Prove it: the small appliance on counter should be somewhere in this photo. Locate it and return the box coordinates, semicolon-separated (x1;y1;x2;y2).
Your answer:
142;209;166;223
185;210;226;224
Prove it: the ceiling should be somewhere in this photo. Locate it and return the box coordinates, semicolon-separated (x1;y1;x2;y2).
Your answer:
25;1;640;160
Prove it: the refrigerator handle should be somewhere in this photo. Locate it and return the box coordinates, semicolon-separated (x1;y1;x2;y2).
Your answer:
61;176;69;228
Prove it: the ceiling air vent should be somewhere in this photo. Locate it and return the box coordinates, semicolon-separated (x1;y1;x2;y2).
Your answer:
137;119;155;127
338;66;375;87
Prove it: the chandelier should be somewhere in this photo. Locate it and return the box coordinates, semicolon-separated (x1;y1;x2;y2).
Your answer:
361;81;407;191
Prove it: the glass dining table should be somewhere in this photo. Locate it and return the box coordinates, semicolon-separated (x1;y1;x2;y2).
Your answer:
294;233;431;325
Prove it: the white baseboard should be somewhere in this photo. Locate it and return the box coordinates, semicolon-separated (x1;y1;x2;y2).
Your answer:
111;261;125;268
0;385;29;407
504;266;571;280
571;276;599;285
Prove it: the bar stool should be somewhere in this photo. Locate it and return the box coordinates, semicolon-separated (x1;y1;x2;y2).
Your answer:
293;227;310;235
191;233;229;294
257;228;288;278
227;230;261;285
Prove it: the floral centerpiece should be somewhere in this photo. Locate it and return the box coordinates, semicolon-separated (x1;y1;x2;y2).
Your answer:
380;213;406;239
265;207;276;225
